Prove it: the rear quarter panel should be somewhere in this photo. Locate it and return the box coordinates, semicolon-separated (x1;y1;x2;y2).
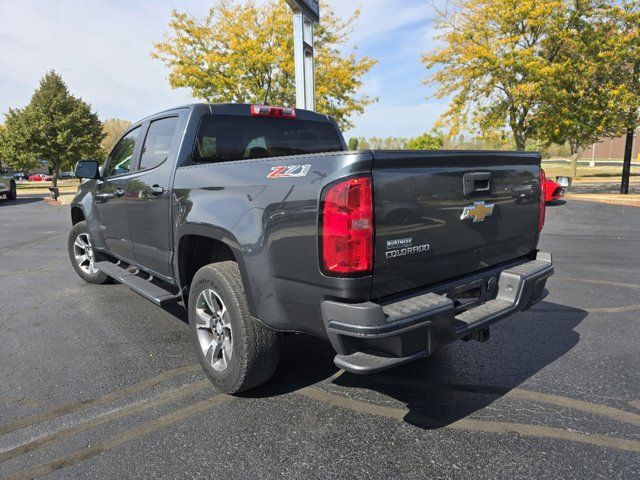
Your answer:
172;151;373;337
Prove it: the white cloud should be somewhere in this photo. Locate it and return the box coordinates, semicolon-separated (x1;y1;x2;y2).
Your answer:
0;0;205;120
345;101;449;138
0;0;447;137
330;0;432;46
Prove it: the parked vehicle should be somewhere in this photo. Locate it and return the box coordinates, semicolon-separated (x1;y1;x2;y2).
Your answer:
28;174;52;182
59;171;76;180
1;169;17;200
542;172;565;203
13;172;30;181
68;103;553;393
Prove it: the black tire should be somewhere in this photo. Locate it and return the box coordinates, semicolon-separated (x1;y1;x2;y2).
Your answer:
6;182;16;200
67;221;110;284
189;261;280;394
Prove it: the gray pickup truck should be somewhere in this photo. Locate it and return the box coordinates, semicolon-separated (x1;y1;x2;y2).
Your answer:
69;103;553;393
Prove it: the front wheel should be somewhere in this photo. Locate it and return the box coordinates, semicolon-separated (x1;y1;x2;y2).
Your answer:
67;221;110;284
188;261;280;394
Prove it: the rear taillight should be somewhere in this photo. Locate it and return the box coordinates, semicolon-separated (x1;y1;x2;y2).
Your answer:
320;176;374;276
251;105;296;119
538;169;547;232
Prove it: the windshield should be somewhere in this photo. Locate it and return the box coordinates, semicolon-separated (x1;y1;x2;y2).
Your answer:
193;115;344;163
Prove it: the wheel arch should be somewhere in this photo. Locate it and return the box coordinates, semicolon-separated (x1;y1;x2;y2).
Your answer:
71;205;85;225
175;224;256;315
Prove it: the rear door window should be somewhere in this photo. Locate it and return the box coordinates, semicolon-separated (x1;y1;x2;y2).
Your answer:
139;117;179;171
193;115;343;163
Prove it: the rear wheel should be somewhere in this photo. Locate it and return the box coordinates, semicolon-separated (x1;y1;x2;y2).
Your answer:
188;261;280;394
6;182;16;200
68;221;110;284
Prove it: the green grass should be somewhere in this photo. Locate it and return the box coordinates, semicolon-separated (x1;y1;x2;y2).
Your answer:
16;180;79;190
542;164;640;181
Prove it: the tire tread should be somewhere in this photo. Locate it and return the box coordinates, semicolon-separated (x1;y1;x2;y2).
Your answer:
190;261;279;394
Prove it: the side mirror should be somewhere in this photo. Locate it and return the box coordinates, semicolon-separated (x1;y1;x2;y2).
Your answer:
75;160;100;180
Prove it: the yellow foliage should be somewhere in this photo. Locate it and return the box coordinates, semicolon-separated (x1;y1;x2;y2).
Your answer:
101;118;132;156
603;1;640;130
152;0;377;130
424;0;567;150
425;0;640;154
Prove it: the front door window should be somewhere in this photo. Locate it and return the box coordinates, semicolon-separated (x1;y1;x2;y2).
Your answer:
106;127;141;177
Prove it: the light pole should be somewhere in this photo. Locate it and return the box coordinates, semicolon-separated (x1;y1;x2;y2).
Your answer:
285;0;320;111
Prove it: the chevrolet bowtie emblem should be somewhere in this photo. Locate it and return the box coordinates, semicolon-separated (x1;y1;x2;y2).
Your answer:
460;201;495;223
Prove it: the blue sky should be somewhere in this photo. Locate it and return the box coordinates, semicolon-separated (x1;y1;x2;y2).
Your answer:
0;0;448;138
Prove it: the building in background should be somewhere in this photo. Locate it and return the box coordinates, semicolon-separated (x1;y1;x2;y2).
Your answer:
579;129;639;163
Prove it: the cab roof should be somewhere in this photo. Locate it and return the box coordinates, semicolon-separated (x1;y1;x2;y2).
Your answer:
148;103;335;125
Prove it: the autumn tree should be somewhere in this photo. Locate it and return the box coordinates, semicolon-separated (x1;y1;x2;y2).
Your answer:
101;118;132;156
0;124;7;170
1;71;103;187
441;127;517;150
406;130;444;150
424;0;572;151
348;137;359;151
357;137;408;150
152;0;377;130
540;0;640;191
604;1;640;194
531;1;621;178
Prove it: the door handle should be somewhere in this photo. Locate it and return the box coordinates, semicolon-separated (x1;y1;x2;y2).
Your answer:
96;188;124;201
148;185;165;196
95;192;114;201
463;172;492;196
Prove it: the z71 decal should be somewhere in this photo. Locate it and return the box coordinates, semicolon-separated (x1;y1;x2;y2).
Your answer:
267;164;311;179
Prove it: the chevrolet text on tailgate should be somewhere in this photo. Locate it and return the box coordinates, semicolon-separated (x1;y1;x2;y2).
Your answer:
69;103;553;393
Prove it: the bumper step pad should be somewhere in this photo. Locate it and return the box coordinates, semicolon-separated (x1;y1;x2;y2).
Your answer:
327;253;554;374
382;293;452;324
454;299;512;328
334;350;428;374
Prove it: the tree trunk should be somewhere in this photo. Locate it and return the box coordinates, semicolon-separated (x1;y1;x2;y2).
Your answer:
263;74;272;105
620;127;634;195
569;153;579;180
513;132;526;151
569;140;580;157
52;164;60;188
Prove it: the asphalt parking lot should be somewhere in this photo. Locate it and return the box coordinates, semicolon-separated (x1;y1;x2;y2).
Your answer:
1;195;639;479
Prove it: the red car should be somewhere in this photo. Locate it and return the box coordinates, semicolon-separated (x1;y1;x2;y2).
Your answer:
541;171;565;203
28;174;52;182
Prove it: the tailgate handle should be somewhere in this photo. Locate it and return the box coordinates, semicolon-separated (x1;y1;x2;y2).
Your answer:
464;172;492;196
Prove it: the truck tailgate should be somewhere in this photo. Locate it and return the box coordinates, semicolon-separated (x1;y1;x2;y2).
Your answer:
371;151;541;299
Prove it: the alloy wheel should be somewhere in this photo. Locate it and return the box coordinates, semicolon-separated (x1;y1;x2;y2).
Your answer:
73;232;98;275
195;288;233;372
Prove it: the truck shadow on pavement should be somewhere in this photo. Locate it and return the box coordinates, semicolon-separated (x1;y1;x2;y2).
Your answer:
0;196;44;206
252;301;587;430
